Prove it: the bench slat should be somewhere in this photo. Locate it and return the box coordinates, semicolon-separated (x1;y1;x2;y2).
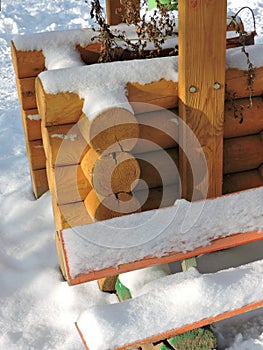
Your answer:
56;187;263;285
75;258;263;350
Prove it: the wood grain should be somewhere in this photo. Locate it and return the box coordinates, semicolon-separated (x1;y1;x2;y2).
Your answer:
178;0;227;200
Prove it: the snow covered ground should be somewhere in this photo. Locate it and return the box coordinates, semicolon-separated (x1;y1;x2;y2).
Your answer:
0;0;263;349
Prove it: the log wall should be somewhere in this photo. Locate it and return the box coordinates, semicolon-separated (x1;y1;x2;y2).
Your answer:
12;37;263;207
36;81;263;229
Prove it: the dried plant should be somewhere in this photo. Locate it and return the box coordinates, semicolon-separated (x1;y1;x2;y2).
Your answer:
87;0;177;62
226;7;257;123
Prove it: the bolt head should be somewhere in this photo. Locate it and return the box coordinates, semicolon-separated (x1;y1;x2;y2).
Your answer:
214;82;221;90
189;86;197;93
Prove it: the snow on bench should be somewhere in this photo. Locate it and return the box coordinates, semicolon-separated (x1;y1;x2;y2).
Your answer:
57;186;263;285
76;258;263;350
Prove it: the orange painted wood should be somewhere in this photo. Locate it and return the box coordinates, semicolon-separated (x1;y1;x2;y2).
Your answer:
223;170;263;194
10;40;45;79
56;229;263;285
226;65;263;99
178;0;226;200
223;134;263;174
81;148;140;196
21;109;41;141
77;109;139;154
42;122;90;167
224;97;263;138
16;76;37;110
76;299;263;350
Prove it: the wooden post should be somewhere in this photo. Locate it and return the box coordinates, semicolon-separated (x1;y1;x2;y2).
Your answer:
178;0;227;200
106;0;140;26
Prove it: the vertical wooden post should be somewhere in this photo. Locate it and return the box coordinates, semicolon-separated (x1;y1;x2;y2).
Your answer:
178;0;227;200
106;0;140;26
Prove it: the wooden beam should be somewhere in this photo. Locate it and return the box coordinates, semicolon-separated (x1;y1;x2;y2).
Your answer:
57;229;263;285
178;0;227;200
105;0;140;26
76;299;263;350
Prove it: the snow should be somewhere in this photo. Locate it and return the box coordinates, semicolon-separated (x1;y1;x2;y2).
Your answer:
51;133;78;141
226;44;263;69
38;56;178;119
62;187;263;276
76;259;263;350
1;0;263;349
118;264;171;297
27;114;41;121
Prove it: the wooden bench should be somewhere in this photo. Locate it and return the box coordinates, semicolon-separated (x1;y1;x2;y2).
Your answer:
75;257;263;350
54;186;263;349
56;186;263;285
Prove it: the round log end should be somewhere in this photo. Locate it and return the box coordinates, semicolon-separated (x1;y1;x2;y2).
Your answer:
84;190;141;221
78;108;139;154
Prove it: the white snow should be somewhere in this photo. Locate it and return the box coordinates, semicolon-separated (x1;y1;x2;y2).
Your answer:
37;43;262;120
51;133;77;141
38;55;178;119
1;0;263;349
63;187;263;277
118;264;171;297
27;114;41;121
12;28;96;52
226;44;263;69
76;259;263;350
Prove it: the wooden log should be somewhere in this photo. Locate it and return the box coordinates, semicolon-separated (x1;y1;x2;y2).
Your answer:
135;148;179;191
135;184;180;212
133;108;179;153
27;139;46;170
36;76;179;127
53;200;93;230
76;43;103;65
35;77;84;126
224;96;263;138
223;169;263;194
259;164;263;179
226;65;263;99
16;76;37;110
81;148;140;196
178;0;226;200
84;190;141;222
98;276;118;293
50;165;92;205
42;123;90;167
45;158;92;228
223;134;263;174
30;168;48;199
127;79;179;113
10;40;45;79
78;110;139;154
21;109;41;141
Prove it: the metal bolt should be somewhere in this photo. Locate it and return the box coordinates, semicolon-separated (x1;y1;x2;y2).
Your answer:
213;82;221;90
189;85;197;93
